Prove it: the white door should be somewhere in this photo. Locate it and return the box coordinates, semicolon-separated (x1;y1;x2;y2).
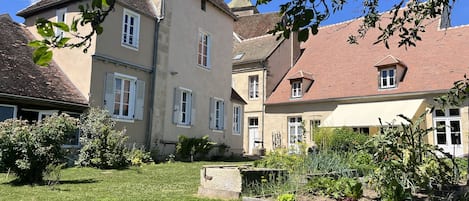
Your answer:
434;109;463;156
288;117;303;152
248;117;259;154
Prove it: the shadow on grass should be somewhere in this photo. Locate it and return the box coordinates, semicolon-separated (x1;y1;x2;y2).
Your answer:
2;178;99;186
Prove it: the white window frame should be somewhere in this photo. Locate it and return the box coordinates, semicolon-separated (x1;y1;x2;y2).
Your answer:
20;109;58;122
379;67;396;89
55;8;67;39
197;30;211;68
178;88;193;126
248;75;259;100
288;116;303;151
113;73;137;120
233;104;242;135
291;81;302;98
433;108;462;146
121;8;140;49
0;104;17;121
211;97;224;130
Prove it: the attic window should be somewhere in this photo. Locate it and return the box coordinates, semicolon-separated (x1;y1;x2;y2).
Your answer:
379;68;396;89
233;53;244;60
291;81;302;98
374;55;407;90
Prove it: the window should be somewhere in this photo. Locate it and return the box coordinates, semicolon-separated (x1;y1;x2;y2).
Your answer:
353;127;370;135
291;81;302;98
104;73;145;121
201;0;206;11
122;9;140;49
18;109;57;124
379;68;396;89
173;87;193;126
248;75;259;99
233;53;244;60
55;8;66;39
210;98;224;130
309;120;321;140
197;31;211;68
288;117;303;151
233;105;242;134
433;108;462;154
0;104;16;121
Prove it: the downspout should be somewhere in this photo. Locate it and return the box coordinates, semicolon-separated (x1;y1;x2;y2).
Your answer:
146;0;165;149
261;61;267;149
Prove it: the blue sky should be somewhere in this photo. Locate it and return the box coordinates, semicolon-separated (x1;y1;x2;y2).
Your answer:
1;0;468;26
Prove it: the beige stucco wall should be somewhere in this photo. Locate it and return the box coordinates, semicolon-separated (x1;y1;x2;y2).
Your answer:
263;95;469;156
90;59;152;145
23;0;96;100
152;0;238;154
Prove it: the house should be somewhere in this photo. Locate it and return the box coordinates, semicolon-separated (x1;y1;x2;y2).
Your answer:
0;14;88;146
263;14;469;156
17;0;244;155
228;0;301;154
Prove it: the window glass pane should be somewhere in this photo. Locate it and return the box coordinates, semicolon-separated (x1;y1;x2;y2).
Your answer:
450;120;460;132
381;70;387;77
437;134;447;144
0;106;15;121
19;110;39;124
449;109;460;116
435;109;445;117
389;69;394;76
436;121;446;132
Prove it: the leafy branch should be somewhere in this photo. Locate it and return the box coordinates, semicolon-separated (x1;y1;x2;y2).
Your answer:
29;0;116;66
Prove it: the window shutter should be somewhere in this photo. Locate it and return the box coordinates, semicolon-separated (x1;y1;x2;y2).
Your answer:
207;35;211;68
209;97;214;129
173;87;181;124
377;71;382;88
221;101;225;130
104;73;115;114
239;106;244;134
190;93;196;126
134;80;145;120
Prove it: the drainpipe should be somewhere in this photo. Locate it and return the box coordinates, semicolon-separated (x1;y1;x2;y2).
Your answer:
261;62;267;149
146;0;165;149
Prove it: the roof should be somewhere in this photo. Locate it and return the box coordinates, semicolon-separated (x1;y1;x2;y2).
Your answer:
17;0;156;18
374;55;404;67
231;88;247;104
232;34;284;67
288;70;313;80
208;0;238;20
228;0;253;8
0;14;88;105
234;12;282;39
266;17;469;104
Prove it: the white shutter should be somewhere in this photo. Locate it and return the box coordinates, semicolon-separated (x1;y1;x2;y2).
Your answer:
209;97;214;129
173;88;181;124
240;106;244;134
134;80;145;120
221;101;225;130
207;34;211;68
190;92;196;126
104;73;115;114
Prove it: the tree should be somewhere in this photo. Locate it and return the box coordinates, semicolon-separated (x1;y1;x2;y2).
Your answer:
30;0;456;66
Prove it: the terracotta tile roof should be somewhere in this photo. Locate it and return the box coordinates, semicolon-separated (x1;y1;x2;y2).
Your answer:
0;14;88;105
17;0;157;18
374;55;404;67
234;12;281;39
288;70;313;80
232;34;284;67
266;17;469;104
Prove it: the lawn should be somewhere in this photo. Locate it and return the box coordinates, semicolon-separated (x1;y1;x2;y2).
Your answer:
0;162;246;201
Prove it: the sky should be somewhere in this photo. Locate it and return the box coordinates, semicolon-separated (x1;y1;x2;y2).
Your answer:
1;0;468;27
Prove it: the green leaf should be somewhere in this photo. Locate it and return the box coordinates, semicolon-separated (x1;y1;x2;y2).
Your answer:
28;40;45;48
57;37;71;48
95;25;104;35
52;22;70;32
32;47;53;66
36;19;55;38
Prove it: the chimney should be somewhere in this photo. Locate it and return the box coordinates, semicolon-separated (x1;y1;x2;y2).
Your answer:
439;5;451;29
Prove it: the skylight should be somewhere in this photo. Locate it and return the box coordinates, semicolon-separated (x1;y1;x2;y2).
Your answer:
233;53;244;60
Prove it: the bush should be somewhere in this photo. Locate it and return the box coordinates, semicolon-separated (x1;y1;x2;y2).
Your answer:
277;193;296;201
128;145;153;166
77;108;130;169
176;135;215;161
306;177;363;200
0;114;77;183
313;127;368;152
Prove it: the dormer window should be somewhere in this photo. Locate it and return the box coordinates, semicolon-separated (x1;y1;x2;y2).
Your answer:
380;68;396;89
291;81;302;98
374;55;407;90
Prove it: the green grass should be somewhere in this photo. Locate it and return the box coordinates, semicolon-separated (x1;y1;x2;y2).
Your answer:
0;162;247;201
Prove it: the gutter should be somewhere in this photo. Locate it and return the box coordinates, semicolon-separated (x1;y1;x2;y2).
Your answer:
145;0;165;149
0;92;89;108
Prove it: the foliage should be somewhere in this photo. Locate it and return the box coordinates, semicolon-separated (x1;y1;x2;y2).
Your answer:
434;74;469;107
364;111;459;200
257;0;455;48
306;151;351;176
77;108;130;169
347;151;375;176
127;145;153;167
0;114;77;184
306;177;363;200
313;127;369;152
254;144;309;173
30;0;115;66
277;193;296;201
176;135;216;161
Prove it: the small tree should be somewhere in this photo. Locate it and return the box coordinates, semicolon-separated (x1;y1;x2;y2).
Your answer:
77;108;130;169
0;114;77;184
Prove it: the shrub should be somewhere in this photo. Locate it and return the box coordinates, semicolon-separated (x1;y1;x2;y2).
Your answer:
313;127;368;152
277;193;296;201
176;135;215;161
306;177;363;200
254;147;307;173
77;108;130;169
128;145;153;166
0;114;77;183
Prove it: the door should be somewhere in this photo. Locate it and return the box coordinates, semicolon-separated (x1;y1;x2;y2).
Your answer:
288;117;303;152
434;109;463;156
248;117;259;154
